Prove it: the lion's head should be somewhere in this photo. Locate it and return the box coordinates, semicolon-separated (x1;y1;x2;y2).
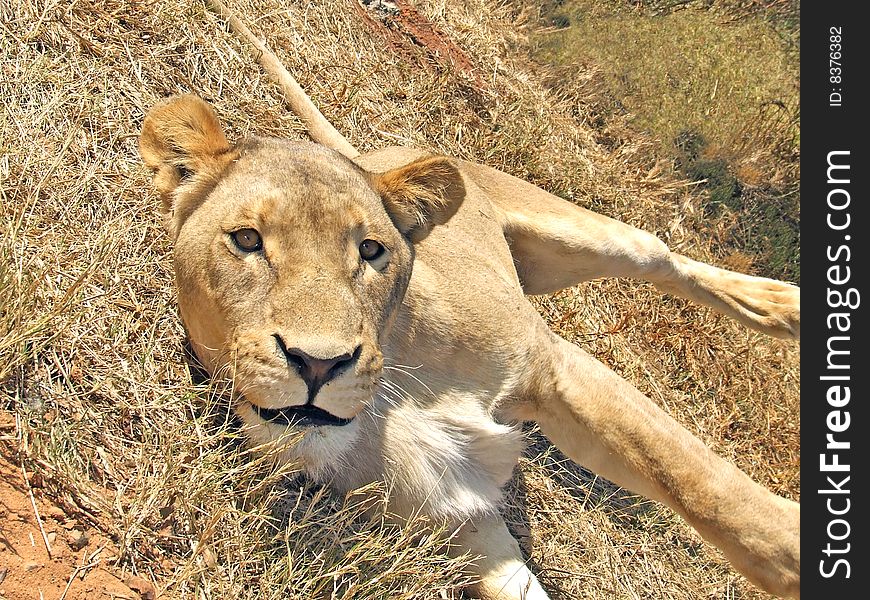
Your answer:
140;95;465;469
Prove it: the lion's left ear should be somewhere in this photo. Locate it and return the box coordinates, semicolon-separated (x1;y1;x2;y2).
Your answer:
371;156;465;239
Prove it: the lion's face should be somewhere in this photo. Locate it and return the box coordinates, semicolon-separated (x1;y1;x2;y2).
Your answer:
139;96;464;463
177;138;415;426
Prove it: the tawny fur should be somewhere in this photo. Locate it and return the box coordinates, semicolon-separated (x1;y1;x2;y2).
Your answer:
140;95;800;600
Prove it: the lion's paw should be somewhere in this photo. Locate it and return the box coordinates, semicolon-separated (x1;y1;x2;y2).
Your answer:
672;255;800;340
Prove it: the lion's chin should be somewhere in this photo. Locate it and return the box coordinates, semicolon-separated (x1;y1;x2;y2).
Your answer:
236;400;363;481
253;403;354;428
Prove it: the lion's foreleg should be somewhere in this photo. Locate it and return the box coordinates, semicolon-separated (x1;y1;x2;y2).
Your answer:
486;172;799;339
510;336;800;598
453;515;551;600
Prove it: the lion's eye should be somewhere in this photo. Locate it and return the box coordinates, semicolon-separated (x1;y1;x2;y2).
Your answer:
359;239;385;262
232;228;262;252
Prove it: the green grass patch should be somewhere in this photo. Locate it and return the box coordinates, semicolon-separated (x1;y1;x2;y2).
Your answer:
536;1;797;158
534;0;800;282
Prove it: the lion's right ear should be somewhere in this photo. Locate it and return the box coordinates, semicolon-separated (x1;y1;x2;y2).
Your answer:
139;95;236;229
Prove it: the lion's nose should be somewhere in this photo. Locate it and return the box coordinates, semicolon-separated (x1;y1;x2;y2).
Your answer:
274;335;361;398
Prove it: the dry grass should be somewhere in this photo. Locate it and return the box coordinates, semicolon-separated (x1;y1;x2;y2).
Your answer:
1;0;798;598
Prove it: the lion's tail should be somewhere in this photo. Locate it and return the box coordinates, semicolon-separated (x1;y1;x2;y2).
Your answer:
205;0;360;160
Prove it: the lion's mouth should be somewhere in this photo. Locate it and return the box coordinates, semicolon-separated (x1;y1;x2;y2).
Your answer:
253;403;353;428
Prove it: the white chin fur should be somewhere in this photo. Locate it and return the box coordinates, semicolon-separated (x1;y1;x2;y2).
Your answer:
236;401;362;479
236;396;524;525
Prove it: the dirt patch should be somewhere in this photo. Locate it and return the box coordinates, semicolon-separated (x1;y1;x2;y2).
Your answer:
0;413;148;600
354;0;484;88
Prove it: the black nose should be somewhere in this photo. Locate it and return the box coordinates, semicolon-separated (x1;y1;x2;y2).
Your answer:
274;335;361;398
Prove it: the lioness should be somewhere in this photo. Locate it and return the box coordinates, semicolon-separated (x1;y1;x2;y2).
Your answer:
140;95;799;599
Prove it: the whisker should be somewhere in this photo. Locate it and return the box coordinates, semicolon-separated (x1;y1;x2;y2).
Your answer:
379;376;424;408
374;382;404;409
377;381;409;408
383;360;424;370
364;394;389;421
383;364;436;398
